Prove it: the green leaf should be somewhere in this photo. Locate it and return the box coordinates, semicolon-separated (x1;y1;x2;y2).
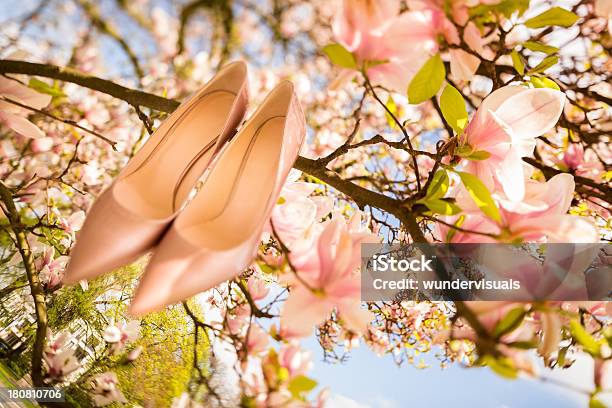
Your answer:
257;262;276;274
569;319;601;356
288;375;318;398
589;397;607;408
496;0;530;17
557;346;569;367
506;340;538;349
529;55;559;74
322;43;356;69
470;0;529;18
523;41;559;54
439;85;468;134
446;215;465;242
364;59;388;69
408;54;445;104
426;170;450;200
492;307;526;338
385;95;401;129
423;199;462;215
510;50;525;76
531;76;560;90
524;7;579;28
28;78;65;98
481;356;518;379
457;171;501;223
466;150;491;161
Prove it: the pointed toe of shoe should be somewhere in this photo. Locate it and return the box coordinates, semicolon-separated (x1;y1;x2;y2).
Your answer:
129;227;255;314
63;188;172;285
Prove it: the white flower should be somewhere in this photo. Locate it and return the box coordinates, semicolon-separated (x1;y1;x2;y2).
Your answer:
90;372;126;407
43;330;80;379
103;320;140;355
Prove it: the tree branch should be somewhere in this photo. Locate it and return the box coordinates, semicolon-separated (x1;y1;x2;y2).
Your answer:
1;96;117;148
0;59;431;242
0;60;179;112
76;0;145;79
0;181;48;386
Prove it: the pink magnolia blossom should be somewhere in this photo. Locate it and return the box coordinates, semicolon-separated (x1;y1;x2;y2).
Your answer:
0;77;51;139
279;342;313;378
463;302;527;333
307;128;344;158
460;85;566;201
43;330;79;380
227;304;251;335
407;0;460;43
59;210;86;235
561;143;604;180
102;320;140;355
409;0;501;28
538;311;562;358
408;1;496;81
270;182;318;246
332;0;437;93
280;213;377;338
449;174;598;243
247;277;270;301
595;358;612;390
36;247;68;289
90;372;127;407
449;49;481;82
30;137;55;152
457;241;604;301
268;174;333;248
126;346;143;361
246;325;269;355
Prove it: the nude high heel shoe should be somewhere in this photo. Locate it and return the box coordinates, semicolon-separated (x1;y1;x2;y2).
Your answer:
63;62;249;285
129;81;305;315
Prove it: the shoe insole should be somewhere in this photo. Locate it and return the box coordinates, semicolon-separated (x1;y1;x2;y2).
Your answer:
178;117;285;249
114;91;236;219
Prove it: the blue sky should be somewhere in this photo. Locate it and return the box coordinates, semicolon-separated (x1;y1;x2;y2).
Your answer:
305;334;605;408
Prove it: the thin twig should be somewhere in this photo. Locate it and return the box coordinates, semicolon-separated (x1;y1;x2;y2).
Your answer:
1;96;117;149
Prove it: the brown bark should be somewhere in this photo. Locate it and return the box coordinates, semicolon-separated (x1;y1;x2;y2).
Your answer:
0;182;48;386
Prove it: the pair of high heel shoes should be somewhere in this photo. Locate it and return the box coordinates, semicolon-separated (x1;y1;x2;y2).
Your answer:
63;62;305;315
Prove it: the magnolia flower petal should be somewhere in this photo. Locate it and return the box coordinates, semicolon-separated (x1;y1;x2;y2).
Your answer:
538;312;562;357
464;22;485;57
514;215;599;243
383;11;437;56
281;287;331;338
337;299;373;334
0;77;52;109
495;88;566;140
498;147;525;202
465;107;513;151
450;49;480;82
1;111;45;138
102;326;122;343
478;85;525;116
68;210;86;232
543;174;575;214
333;0;400;54
367;61;416;95
317;220;341;284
